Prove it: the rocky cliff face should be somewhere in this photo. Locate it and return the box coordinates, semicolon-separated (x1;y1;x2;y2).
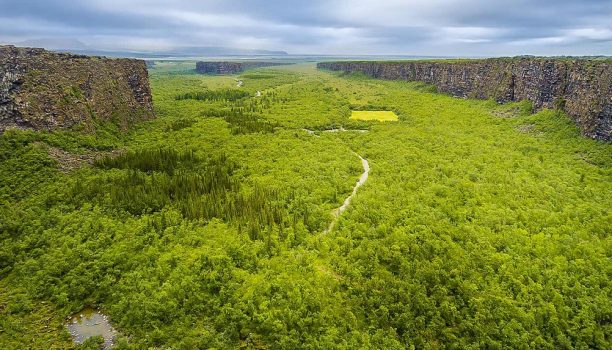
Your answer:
318;58;612;141
0;45;154;132
196;61;288;74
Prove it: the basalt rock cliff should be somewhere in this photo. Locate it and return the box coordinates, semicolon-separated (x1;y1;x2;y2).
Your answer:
318;58;612;141
0;45;154;132
196;61;288;74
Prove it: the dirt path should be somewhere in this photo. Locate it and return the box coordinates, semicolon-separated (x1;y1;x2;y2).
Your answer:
325;153;369;233
301;128;370;233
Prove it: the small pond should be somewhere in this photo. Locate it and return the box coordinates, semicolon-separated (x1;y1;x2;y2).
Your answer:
66;307;117;349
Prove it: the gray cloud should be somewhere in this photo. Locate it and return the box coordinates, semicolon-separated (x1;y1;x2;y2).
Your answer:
0;0;610;55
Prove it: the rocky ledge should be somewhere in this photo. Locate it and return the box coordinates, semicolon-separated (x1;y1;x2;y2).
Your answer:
0;45;154;132
196;61;288;74
318;58;612;141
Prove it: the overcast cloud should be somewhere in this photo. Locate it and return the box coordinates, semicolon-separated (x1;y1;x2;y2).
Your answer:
0;0;610;55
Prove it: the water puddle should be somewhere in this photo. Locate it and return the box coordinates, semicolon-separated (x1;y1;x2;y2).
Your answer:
66;308;117;349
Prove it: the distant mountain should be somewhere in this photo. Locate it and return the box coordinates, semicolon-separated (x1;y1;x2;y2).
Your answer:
169;46;288;56
18;38;88;51
8;39;288;58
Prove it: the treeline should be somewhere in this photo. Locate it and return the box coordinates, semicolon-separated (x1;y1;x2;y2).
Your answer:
175;89;250;102
94;147;198;175
87;149;236;214
349;103;390;111
83;148;313;241
202;108;278;135
224;113;277;135
173;88;283;135
235;91;288;111
239;73;274;79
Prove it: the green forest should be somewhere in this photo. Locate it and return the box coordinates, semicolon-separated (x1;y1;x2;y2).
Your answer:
0;62;610;349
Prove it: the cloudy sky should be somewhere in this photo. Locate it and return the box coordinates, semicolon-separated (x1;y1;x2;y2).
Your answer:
1;0;611;56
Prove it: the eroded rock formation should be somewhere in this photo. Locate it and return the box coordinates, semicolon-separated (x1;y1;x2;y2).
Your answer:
196;61;288;74
318;58;612;141
0;45;154;132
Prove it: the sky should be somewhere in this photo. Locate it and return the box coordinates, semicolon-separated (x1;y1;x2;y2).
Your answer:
0;0;611;56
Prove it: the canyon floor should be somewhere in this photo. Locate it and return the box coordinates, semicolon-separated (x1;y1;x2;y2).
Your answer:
1;63;610;349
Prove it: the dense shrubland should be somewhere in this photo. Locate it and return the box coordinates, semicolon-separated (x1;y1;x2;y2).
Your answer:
175;89;251;102
0;63;610;349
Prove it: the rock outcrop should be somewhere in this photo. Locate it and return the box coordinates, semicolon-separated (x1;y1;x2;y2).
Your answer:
318;58;612;141
0;45;154;132
196;61;288;74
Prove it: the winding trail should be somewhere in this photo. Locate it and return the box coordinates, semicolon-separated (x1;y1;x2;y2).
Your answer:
301;127;370;233
325;153;369;233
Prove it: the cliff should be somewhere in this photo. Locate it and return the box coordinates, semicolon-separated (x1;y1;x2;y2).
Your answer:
0;45;154;132
318;58;612;141
196;61;288;74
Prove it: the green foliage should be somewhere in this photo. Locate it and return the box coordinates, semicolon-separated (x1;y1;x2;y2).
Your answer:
349;103;391;111
518;99;534;115
1;62;610;349
175;89;250;102
94;147;199;175
240;73;275;79
76;336;104;350
411;81;438;93
224;112;278;135
166;118;196;131
200;108;279;134
555;96;567;110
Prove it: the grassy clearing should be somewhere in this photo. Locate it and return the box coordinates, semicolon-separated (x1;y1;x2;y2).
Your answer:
350;110;399;121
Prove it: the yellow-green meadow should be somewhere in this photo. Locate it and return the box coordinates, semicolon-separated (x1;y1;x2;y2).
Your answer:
350;110;399;121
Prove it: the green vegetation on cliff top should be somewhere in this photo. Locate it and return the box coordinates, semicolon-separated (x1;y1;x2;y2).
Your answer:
320;55;612;65
0;63;610;349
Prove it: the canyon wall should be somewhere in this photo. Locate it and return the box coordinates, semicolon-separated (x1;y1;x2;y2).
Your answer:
196;61;288;74
0;45;154;132
318;58;612;141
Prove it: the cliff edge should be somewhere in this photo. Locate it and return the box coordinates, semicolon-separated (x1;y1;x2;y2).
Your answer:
196;61;288;74
318;58;612;141
0;45;154;132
